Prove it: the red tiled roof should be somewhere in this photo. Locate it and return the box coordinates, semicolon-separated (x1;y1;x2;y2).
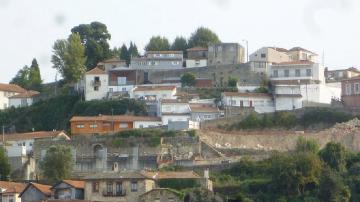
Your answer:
19;182;51;197
133;85;176;92
9;90;40;98
143;171;201;180
276;94;302;98
3;131;69;142
86;67;106;75
222;92;272;98
0;181;26;194
0;83;27;93
52;180;85;189
70;115;161;122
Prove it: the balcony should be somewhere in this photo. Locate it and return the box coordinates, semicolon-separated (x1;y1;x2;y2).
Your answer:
102;190;126;197
91;80;102;87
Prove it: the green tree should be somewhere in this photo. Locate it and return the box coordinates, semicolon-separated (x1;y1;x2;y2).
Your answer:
181;72;196;87
145;36;170;51
39;145;73;183
319;142;347;172
0;147;10;181
10;65;30;88
51;33;86;83
188;27;221;48
71;21;112;69
119;44;129;64
295;137;319;154
318;168;351;202
28;58;42;91
128;42;139;57
228;77;238;87
171;36;188;52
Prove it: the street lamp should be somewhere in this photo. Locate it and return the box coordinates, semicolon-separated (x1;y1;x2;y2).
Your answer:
242;39;249;63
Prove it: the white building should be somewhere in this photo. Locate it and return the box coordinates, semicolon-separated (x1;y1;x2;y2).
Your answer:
9;90;39;108
0;83;27;110
160;99;191;125
131;85;177;101
84;67;109;101
222;92;275;113
0;181;25;202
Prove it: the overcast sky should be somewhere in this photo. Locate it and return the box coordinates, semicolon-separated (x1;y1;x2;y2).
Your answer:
0;0;359;83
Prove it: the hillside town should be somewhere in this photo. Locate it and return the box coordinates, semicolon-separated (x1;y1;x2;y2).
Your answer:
1;3;360;201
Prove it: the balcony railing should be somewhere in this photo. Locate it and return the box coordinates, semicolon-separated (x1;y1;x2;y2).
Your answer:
102;190;126;197
91;80;102;87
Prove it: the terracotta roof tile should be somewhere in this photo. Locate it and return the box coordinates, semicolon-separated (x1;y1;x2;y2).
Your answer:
56;180;85;189
86;67;106;75
133;85;176;92
20;182;51;197
84;171;151;180
0;181;26;194
3;131;70;142
70;115;161;122
0;83;27;93
9;90;40;98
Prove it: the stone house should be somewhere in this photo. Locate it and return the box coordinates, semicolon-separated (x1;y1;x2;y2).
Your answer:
19;182;51;202
208;43;245;66
0;181;26;202
83;171;155;202
139;188;183;202
51;180;85;200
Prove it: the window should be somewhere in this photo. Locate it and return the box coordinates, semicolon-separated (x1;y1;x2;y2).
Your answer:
119;123;128;128
355;83;360;94
346;83;352;95
306;69;312;77
122;87;126;92
115;182;123;194
92;182;99;192
106;182;113;194
172;61;180;65
273;70;278;77
109;88;113;92
284;69;289;77
76;124;85;128
94;86;99;91
131;181;138;192
90;124;97;128
295;69;300;77
260;53;266;58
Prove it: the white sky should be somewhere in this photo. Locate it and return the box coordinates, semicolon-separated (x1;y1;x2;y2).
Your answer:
0;0;359;83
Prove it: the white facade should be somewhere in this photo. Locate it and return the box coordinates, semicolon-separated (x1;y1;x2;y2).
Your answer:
132;86;177;101
84;71;109;101
185;59;207;68
9;97;34;108
0;91;21;110
222;93;275;113
160;101;191;125
133;120;162;128
1;193;21;202
162;115;191;125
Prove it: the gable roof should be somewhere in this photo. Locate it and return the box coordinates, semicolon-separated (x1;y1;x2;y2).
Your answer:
51;180;85;190
0;83;27;93
0;181;26;194
9;90;40;99
142;171;201;180
19;182;51;197
133;85;176;92
86;67;106;75
70;115;161;123
3;131;70;142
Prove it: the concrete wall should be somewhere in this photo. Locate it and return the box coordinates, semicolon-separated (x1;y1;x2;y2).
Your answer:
208;43;245;65
185;59;207;68
85;74;108;101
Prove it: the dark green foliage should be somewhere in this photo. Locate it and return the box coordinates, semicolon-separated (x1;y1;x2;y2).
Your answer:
295;137;320;154
188;27;221;48
171;36;188;52
300;108;353;128
0;147;10;181
158;179;200;190
71;21;112;69
117;42;139;66
228;77;238;87
11;58;43;91
194;87;237;99
319;142;347;172
0;96;147;133
39;145;73;183
145;36;170;51
119;44;129;64
181;72;196;87
318;168;351;202
254;87;268;93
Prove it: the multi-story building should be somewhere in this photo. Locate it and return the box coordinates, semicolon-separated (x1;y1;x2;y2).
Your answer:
160;99;191;125
185;47;208;68
341;76;360;107
208;43;245;66
84;171;155;202
84;67;109;101
325;67;360;83
0;83;27;110
249;47;291;74
70;115;162;135
0;181;25;202
287;47;318;63
130;51;183;70
97;57;128;72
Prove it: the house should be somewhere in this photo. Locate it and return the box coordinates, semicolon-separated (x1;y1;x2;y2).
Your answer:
185;47;208;68
130;51;183;70
160;99;191;125
139;188;183;202
97;57;128;72
221;92;275;114
19;182;51;202
107;68;136;99
208;43;245;66
8;90;40;108
51;180;85;200
325;67;360;83
0;181;26;202
84;67;108;101
83;171;155;202
189;103;222;122
70;115;162;135
131;85;177;101
249;47;291;74
273;84;303;111
0;83;27;110
341;76;360;107
287;47;318;63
